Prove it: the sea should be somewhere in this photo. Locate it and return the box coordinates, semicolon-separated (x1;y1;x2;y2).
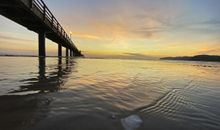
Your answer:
0;57;220;130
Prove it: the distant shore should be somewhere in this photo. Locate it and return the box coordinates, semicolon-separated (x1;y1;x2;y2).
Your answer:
1;54;220;62
160;55;220;62
0;54;58;58
0;54;37;57
0;54;84;58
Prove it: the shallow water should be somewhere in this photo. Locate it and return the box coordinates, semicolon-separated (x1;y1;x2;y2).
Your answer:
0;57;220;130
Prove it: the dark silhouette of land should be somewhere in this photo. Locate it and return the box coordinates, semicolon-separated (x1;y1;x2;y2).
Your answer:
161;55;220;62
0;54;85;58
0;54;37;57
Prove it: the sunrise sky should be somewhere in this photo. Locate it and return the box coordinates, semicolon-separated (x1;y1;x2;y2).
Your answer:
0;0;220;58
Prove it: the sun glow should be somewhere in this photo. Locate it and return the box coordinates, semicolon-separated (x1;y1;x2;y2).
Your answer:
0;0;220;58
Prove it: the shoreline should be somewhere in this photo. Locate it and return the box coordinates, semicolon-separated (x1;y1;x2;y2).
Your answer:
160;55;220;63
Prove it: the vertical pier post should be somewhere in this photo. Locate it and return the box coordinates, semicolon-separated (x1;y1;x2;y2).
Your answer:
58;58;62;76
38;31;46;57
66;48;69;57
69;50;72;57
38;57;46;79
58;44;62;57
70;50;73;57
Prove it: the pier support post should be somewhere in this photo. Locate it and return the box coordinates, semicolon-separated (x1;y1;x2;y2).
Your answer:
38;31;46;57
66;48;69;57
39;57;46;79
58;44;62;57
70;50;72;57
71;50;74;57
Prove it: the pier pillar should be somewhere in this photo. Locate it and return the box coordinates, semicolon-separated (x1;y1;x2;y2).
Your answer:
58;57;62;65
58;44;62;57
58;58;62;76
70;50;72;57
71;50;74;57
66;48;69;57
39;57;46;79
38;31;46;57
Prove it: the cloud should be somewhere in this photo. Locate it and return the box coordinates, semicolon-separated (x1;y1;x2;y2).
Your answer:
193;42;220;55
72;32;101;40
1;0;220;57
201;20;220;25
197;48;220;55
0;34;34;42
54;0;185;41
124;52;149;57
131;27;168;39
123;52;156;59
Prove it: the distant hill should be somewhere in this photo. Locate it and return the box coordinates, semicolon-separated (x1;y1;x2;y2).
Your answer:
160;55;220;62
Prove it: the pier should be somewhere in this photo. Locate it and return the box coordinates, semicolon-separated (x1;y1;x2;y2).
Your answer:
0;0;83;57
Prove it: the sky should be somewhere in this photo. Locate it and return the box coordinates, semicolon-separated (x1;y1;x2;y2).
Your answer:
0;0;220;59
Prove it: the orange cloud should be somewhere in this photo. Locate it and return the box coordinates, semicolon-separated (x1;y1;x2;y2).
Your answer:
72;32;101;40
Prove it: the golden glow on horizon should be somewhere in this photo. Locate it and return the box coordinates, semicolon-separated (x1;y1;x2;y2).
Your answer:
0;0;220;58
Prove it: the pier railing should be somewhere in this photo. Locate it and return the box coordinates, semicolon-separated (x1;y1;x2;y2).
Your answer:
30;0;77;49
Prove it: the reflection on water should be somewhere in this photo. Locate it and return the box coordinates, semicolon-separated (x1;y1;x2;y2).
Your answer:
0;57;75;130
9;57;74;94
0;57;220;130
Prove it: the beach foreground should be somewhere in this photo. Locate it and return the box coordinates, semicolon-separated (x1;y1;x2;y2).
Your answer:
0;57;220;130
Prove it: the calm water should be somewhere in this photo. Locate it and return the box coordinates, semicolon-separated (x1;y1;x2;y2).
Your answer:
0;57;220;130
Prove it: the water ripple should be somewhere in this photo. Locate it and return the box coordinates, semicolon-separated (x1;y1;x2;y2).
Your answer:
0;57;220;130
136;80;220;129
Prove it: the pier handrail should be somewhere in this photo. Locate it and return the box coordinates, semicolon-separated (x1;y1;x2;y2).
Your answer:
31;0;75;49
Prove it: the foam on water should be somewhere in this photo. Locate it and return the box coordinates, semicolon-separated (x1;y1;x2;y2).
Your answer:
121;115;143;130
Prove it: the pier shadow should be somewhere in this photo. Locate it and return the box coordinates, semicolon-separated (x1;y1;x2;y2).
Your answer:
11;57;75;94
0;57;76;130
